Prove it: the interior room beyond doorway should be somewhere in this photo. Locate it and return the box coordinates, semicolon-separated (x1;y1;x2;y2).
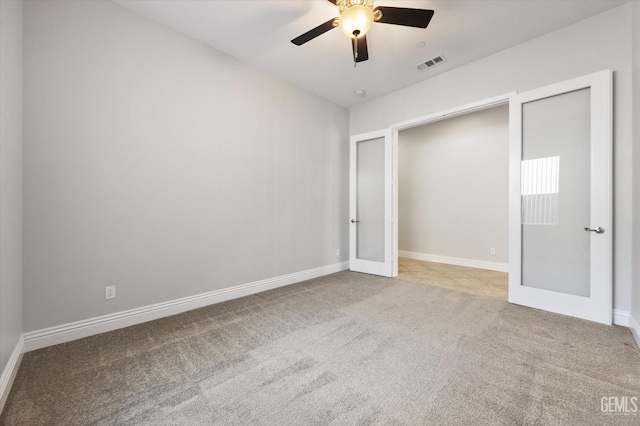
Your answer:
397;104;509;300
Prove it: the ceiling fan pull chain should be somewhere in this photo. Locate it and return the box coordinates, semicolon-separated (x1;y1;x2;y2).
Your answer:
353;29;360;67
354;36;357;67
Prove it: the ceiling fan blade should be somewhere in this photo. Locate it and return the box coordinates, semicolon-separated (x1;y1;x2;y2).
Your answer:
291;18;337;46
327;0;338;4
351;35;369;63
374;7;434;28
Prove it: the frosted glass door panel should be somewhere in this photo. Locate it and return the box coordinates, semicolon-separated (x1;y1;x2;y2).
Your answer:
521;88;591;297
356;137;385;262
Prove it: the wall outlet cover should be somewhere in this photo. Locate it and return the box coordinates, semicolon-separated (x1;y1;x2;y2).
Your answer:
105;286;116;300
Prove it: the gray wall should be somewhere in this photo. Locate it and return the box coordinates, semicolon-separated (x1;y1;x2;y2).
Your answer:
398;105;508;263
350;5;633;314
632;1;640;328
23;0;349;332
0;0;23;376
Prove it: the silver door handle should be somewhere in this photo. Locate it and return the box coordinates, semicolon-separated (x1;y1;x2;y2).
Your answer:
351;219;360;223
584;227;605;234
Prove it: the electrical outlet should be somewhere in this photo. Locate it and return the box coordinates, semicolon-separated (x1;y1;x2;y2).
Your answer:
105;286;116;300
490;248;496;255
336;249;340;257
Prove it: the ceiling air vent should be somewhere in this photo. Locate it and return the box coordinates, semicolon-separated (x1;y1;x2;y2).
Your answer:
416;55;446;71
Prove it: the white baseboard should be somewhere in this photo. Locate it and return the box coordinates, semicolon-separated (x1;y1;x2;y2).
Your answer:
399;250;509;273
0;336;24;414
23;261;349;352
630;313;640;348
612;309;630;327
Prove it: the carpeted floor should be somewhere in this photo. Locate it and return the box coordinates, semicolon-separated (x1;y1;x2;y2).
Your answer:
2;271;639;425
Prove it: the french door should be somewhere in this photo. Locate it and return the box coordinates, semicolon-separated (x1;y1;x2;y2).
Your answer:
349;129;393;277
508;70;612;324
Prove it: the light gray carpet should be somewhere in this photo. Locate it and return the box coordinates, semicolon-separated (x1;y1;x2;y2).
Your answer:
2;271;639;425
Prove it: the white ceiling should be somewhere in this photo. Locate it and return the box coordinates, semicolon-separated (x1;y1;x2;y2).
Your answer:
114;0;628;108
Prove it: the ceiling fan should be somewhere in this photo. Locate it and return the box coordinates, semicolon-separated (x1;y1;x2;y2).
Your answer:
291;0;434;66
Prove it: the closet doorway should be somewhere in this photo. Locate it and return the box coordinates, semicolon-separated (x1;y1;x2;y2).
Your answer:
396;104;509;300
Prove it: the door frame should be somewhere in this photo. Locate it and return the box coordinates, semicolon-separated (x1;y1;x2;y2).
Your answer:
388;93;515;276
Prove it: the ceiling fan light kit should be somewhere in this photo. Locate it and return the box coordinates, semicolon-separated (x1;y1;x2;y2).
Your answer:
291;0;434;66
338;1;377;38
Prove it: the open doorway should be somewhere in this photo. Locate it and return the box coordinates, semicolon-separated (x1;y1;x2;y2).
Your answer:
395;104;509;300
348;72;611;323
